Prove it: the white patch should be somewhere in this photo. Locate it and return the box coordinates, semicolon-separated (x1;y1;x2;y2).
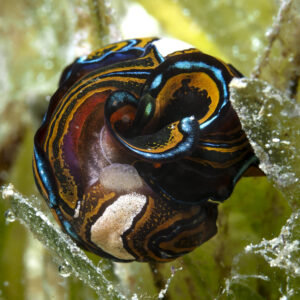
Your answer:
73;200;81;218
153;38;194;57
99;163;143;193
99;126;112;164
99;126;124;164
90;193;147;260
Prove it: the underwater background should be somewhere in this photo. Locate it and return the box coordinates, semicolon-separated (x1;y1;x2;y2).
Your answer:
0;0;299;299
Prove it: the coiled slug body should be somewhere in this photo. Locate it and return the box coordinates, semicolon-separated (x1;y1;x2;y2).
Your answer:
33;38;259;262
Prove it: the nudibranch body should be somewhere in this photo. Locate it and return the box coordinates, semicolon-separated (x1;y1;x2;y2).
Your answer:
33;37;259;262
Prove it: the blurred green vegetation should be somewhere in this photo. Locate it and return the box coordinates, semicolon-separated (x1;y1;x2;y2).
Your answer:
0;0;298;299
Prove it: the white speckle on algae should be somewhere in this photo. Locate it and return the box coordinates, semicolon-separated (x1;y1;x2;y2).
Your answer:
229;77;300;204
245;210;300;275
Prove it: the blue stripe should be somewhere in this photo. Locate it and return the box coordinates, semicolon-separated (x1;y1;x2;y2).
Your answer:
174;61;228;98
174;61;229;129
34;146;57;207
151;74;163;90
100;70;151;77
199;141;243;148
77;39;138;64
63;220;79;240
77;39;153;64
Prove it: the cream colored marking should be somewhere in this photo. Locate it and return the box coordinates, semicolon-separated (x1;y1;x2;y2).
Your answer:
99;125;124;164
153;38;194;56
99;163;143;193
99;126;112;164
73;200;81;218
90;193;147;260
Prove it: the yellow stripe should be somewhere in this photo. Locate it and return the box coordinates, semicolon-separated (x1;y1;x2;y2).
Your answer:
151;72;220;127
45;74;146;208
198;133;246;145
117;121;185;154
44;48;160;150
198;140;249;153
186;149;251;168
86;40;130;60
135;37;158;48
45;75;145;154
